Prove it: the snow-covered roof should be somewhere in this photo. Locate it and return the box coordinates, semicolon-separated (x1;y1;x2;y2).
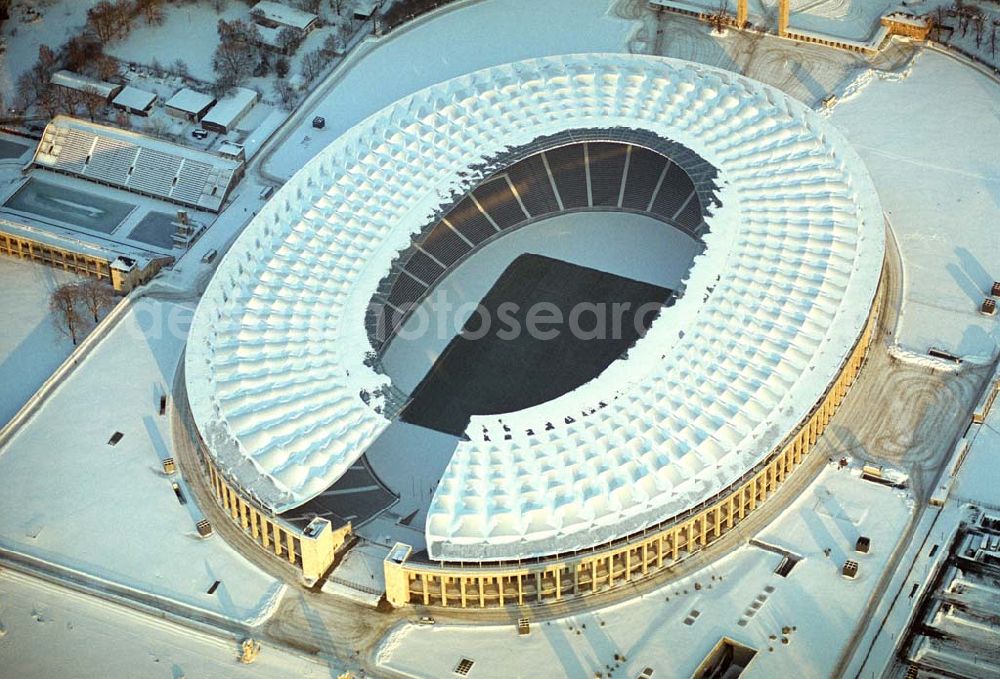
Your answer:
202;88;258;131
112;86;156;112
185;55;884;560
50;70;121;100
250;1;317;31
354;0;382;17
165;88;215;115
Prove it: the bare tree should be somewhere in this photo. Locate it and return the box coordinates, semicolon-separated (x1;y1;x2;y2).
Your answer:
300;50;326;82
295;0;321;13
931;6;947;42
172;58;191;79
50;284;83;345
322;29;344;56
94;54;120;81
330;0;346;16
74;279;116;323
136;0;164;26
63;35;102;73
276;79;297;110
276;26;300;53
80;85;106;121
57;86;84;117
991;22;997;57
275;56;290;78
15;71;42;111
37;44;58;77
36;86;63;119
87;2;123;42
213;19;259;88
709;1;729;33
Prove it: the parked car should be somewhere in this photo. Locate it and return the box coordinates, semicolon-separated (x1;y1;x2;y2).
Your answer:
312;116;326;129
201;249;218;264
192;128;208;139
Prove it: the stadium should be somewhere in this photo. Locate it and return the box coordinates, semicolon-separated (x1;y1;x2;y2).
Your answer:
183;53;885;609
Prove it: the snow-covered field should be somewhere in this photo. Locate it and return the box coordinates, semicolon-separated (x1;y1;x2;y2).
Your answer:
0;569;334;679
263;0;637;179
377;464;912;678
831;49;1000;360
0;298;283;625
0;257;80;426
105;2;247;81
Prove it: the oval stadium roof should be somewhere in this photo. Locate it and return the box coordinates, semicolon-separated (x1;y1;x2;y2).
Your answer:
185;54;884;561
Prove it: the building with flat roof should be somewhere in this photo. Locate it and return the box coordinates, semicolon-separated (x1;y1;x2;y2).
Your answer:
50;70;122;102
164;88;216;122
0;217;171;292
201;88;258;134
250;1;318;34
112;86;157;116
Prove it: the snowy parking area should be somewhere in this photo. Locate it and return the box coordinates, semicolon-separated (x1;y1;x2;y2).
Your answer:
0;570;332;679
377;465;913;678
0;298;283;625
831;50;1000;359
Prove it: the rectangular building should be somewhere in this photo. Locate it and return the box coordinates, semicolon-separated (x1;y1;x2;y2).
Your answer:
250;1;318;34
201;88;258;134
50;70;122;102
165;88;217;121
112;86;157;116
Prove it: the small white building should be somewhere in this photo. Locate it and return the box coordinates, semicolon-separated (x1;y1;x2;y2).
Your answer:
50;70;122;102
250;1;318;34
164;88;216;122
112;86;157;117
201;88;259;134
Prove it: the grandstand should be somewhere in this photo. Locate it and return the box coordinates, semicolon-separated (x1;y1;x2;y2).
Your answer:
367;135;713;350
30;116;243;213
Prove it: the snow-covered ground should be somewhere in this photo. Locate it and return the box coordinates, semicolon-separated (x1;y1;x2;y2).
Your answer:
0;298;283;625
377;464;913;678
0;0;98;97
831;49;1000;360
263;0;637;179
952;388;1000;508
105;1;248;81
0;257;80;426
0;569;335;679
